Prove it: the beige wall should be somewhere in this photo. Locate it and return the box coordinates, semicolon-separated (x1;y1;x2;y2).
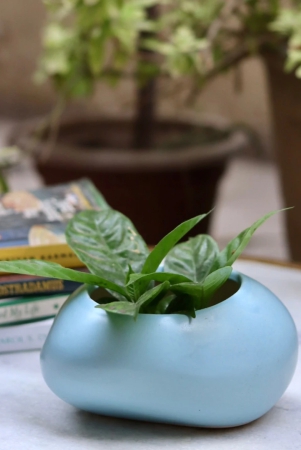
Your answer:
0;0;55;116
192;58;272;154
0;1;272;152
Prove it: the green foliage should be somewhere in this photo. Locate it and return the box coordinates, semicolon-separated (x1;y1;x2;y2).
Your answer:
0;260;129;298
0;207;286;319
164;235;219;282
37;0;301;99
65;209;149;285
141;212;210;275
270;7;301;77
210;209;287;272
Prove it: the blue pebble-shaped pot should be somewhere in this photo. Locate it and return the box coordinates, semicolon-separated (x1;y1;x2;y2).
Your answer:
40;271;298;428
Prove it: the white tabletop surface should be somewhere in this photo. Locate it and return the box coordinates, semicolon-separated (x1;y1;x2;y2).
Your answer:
0;259;300;450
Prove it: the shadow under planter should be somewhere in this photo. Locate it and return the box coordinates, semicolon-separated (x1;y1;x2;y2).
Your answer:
12;118;248;245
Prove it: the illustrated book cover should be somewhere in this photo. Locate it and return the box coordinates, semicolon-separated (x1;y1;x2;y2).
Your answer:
0;178;108;267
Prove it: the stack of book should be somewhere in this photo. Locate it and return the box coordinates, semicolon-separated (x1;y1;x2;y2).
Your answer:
0;178;108;353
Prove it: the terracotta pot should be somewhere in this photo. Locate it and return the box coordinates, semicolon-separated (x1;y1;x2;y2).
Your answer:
11;118;247;245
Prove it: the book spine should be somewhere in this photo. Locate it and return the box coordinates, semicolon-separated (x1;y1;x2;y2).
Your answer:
0;243;83;268
0;278;81;299
0;295;67;326
0;319;54;353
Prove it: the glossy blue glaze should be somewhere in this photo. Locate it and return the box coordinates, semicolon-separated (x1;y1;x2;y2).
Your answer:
40;271;298;428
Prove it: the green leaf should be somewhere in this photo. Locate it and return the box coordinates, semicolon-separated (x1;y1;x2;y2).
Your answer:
169;282;204;312
148;294;177;314
170;282;203;298
67;77;94;98
201;267;233;308
141;212;211;275
210;209;290;272
164;235;219;282
88;32;106;76
126;270;141;302
127;272;191;285
162;294;196;317
170;267;232;310
136;281;170;317
0;260;128;298
97;281;170;318
66;209;149;286
126;272;191;301
96;301;137;317
125;264;135;283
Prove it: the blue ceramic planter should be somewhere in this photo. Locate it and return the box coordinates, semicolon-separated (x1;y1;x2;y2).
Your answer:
40;271;298;428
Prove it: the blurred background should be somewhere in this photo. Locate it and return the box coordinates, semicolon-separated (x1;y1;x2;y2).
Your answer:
0;0;300;260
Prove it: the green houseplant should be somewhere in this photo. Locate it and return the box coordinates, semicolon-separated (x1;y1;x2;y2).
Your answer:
13;0;252;244
0;206;297;427
12;1;301;250
0;208;285;317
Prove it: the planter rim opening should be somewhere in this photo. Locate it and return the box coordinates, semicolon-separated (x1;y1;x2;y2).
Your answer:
86;270;242;317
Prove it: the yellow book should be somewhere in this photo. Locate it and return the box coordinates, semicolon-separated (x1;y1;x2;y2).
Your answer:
0;243;81;268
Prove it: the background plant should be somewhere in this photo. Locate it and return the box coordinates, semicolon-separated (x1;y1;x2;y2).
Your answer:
36;0;301;149
0;208;282;319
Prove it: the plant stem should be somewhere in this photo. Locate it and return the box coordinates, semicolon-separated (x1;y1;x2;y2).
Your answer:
133;5;159;151
133;78;157;150
0;170;9;193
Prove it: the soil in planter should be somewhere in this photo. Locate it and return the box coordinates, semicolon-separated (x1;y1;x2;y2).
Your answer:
42;120;230;150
